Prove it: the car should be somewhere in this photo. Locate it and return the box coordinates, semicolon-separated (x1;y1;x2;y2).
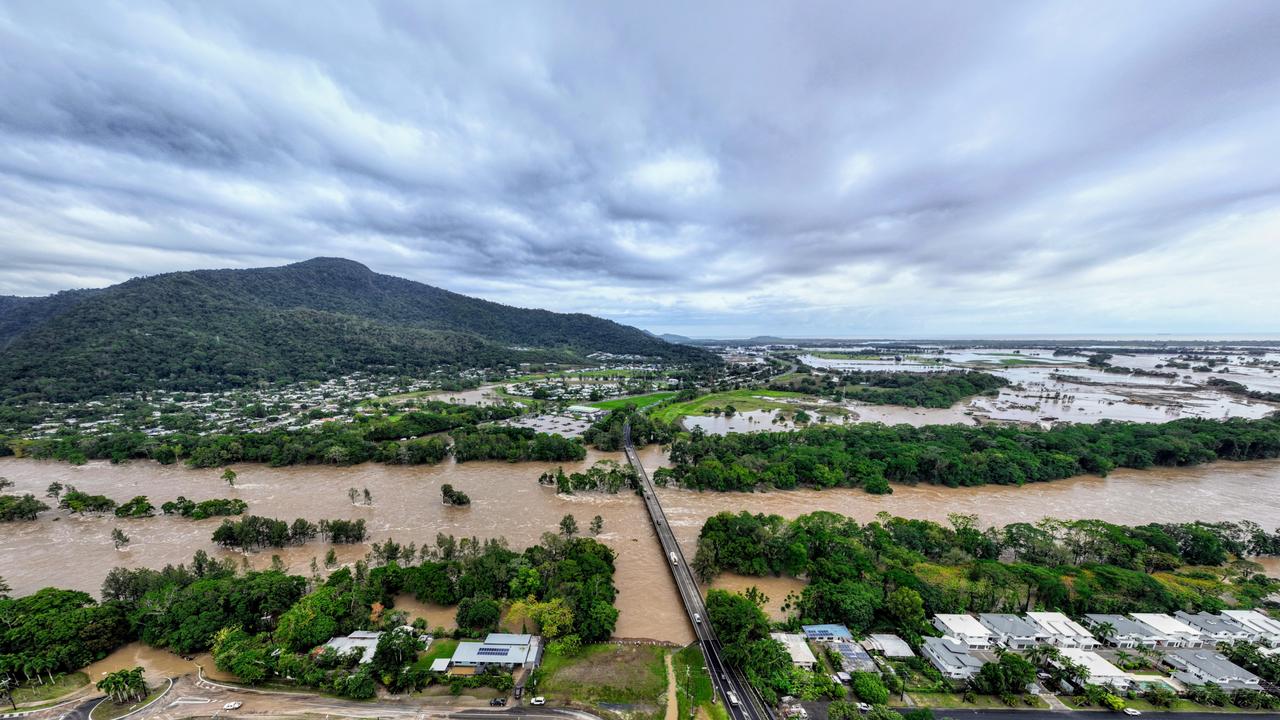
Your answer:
531;697;546;706
1123;709;1141;716
857;703;872;713
222;701;243;710
490;697;507;706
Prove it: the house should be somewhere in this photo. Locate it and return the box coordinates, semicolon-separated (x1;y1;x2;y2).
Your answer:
1083;614;1166;648
1129;613;1206;648
922;637;985;680
978;614;1046;649
831;641;877;672
865;634;915;658
1174;611;1252;644
803;624;853;642
771;633;818;670
1024;612;1099;648
1056;648;1132;689
322;630;384;664
448;633;542;672
564;405;608;421
1221;610;1280;647
931;614;993;648
1163;648;1262;690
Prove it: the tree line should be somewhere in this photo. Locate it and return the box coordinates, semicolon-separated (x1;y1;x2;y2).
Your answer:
772;370;1008;408
211;516;367;550
656;415;1280;493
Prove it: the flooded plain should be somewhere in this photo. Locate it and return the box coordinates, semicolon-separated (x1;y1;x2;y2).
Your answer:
4;450;1280;643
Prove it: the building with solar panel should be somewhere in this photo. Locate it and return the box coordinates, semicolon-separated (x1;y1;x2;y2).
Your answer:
445;633;542;673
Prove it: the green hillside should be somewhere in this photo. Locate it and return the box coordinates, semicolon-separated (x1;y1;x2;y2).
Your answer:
0;258;712;400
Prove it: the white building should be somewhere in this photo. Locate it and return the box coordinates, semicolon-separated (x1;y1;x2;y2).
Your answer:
978;614;1046;649
1175;612;1252;644
1025;612;1099;648
1083;614;1165;648
771;633;818;670
1130;613;1205;648
931;614;993;648
1056;648;1132;689
864;634;915;658
1221;610;1280;647
1164;648;1262;690
922;636;985;680
322;630;383;664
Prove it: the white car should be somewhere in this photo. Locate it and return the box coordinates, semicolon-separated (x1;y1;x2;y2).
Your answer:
857;703;872;713
1122;709;1141;716
223;701;243;710
531;696;546;706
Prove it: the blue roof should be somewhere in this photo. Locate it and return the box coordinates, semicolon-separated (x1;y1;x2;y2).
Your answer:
802;624;853;639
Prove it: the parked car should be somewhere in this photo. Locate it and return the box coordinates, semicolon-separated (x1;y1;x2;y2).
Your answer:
222;701;243;710
490;697;507;706
531;697;546;706
856;703;872;713
1122;709;1141;717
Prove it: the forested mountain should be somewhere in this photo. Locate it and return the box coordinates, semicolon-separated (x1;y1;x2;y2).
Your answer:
0;257;711;401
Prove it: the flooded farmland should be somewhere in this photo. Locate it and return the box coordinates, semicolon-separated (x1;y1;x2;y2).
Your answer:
4;449;1280;643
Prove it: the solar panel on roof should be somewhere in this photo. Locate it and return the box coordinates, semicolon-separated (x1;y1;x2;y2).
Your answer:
477;647;510;656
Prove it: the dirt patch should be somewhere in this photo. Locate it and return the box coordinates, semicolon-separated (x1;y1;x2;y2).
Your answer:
665;653;678;720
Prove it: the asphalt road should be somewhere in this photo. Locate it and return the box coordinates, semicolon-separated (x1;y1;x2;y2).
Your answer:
623;422;773;720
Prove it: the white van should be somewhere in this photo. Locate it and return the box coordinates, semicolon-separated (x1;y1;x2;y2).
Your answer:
669;551;679;565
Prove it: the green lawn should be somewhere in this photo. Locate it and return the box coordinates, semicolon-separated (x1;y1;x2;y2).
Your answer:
590;391;678;411
12;672;88;705
650;388;819;424
906;691;1047;709
1061;695;1257;713
89;683;168;720
674;644;729;720
537;643;668;708
411;638;460;672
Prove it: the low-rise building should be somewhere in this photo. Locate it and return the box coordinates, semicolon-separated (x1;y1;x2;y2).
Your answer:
831;641;877;672
1084;614;1166;648
448;633;542;673
931;614;993;648
322;630;384;664
1129;613;1206;648
803;624;853;642
978;614;1046;649
1163;648;1262;690
771;633;818;670
1221;610;1280;647
564;405;608;421
1025;612;1099;648
1174;611;1252;644
922;636;985;680
1056;648;1132;689
865;634;915;658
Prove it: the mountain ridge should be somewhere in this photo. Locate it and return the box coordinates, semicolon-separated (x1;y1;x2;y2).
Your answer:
0;258;712;401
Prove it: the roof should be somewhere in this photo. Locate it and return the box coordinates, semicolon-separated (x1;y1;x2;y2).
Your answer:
934;614;992;637
922;637;984;672
978;613;1042;637
1222;610;1280;636
452;635;535;665
1165;648;1262;685
1084;614;1166;639
484;633;535;645
771;633;818;666
802;624;853;640
565;405;604;414
1174;611;1249;635
1026;612;1096;640
866;634;914;657
832;641;876;671
1057;648;1127;679
322;631;382;663
1130;613;1203;637
430;658;450;672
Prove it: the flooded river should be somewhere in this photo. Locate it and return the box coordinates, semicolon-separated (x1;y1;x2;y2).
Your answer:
3;452;1280;644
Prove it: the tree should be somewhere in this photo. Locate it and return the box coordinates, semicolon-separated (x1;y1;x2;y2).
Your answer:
362;488;373;506
347;487;358;504
0;478;11;492
0;576;9;599
590;515;604;536
111;527;130;550
884;586;926;632
851;672;890;704
325;548;338;568
45;482;63;499
96;667;146;704
456;597;501;633
222;469;237;487
559;514;578;537
970;652;1036;696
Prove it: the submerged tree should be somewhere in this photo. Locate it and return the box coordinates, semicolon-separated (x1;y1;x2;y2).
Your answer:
111;527;130;550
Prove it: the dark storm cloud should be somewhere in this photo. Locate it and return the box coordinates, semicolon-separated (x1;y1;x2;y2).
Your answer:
1;0;1279;334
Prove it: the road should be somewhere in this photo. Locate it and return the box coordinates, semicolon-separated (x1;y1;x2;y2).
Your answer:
622;422;773;720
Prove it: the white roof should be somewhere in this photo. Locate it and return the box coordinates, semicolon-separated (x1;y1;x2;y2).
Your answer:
1222;610;1280;636
771;633;818;665
1130;613;1203;637
867;634;915;657
934;614;992;638
430;658;450;672
1026;612;1095;640
1058;648;1127;679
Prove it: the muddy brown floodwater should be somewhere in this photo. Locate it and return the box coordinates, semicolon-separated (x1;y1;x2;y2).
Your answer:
3;452;1280;644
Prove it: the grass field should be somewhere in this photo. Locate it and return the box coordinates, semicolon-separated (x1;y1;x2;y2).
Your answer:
907;691;1048;709
411;638;460;672
12;672;88;705
1060;695;1253;713
589;391;678;411
538;643;668;709
650;388;818;424
673;644;729;720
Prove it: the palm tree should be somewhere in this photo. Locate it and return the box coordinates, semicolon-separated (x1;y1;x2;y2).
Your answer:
1093;621;1116;645
96;667;146;704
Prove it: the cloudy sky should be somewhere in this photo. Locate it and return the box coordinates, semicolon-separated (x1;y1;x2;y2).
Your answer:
2;1;1279;337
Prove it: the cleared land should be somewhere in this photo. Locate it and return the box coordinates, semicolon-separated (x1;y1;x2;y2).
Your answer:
650;388;821;423
537;643;668;710
590;391;679;411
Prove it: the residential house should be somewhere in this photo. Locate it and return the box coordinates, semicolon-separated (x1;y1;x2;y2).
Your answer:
771;633;818;670
1025;612;1099;648
1083;614;1166;648
1056;648;1132;689
864;634;915;658
922;637;985;680
931;614;993;648
448;633;542;673
1221;610;1280;647
1163;648;1262;690
1129;613;1206;648
803;624;854;643
1174;611;1252;645
322;630;384;664
978;613;1046;649
831;641;877;672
